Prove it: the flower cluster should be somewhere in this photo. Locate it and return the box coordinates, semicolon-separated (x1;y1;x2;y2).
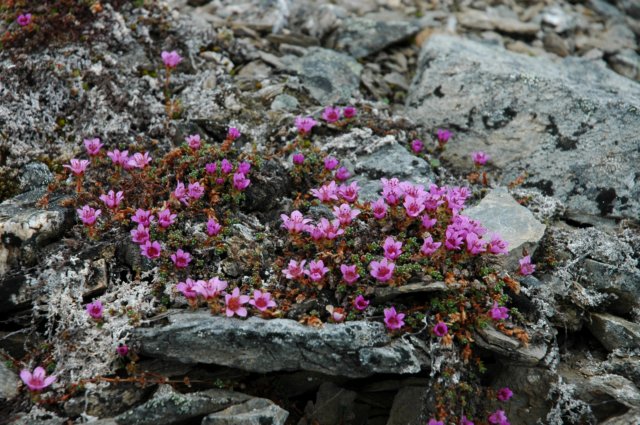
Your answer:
321;105;357;123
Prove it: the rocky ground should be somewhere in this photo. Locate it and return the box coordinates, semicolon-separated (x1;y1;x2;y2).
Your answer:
1;0;639;424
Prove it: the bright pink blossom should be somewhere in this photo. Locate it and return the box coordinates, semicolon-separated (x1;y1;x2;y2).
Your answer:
488;410;509;425
17;13;32;26
311;181;339;202
127;152;152;169
519;255;535;276
343;106;357;118
305;260;329;282
489;301;509;321
86;300;103;319
333;203;360;225
444;228;464;251
465;233;486;255
187;182;205;200
281;210;311;233
77;205;101;226
335;167;350;181
157;208;177;228
130;224;150;245
225;287;250;317
370;258;395;282
249;290;277;311
460;416;475;425
403;195;425;218
116;344;129;357
227;127;241;140
173;182;189;205
295;116;317;134
99;190;124;210
161;50;183;68
131;209;154;227
371;198;387;219
107;149;129;167
486;234;509;255
324;156;339;171
317;218;344;239
170;249;192;268
84;138;104;156
354;295;369;311
382;237;403;261
411;139;424;153
497;387;513;401
20;367;56;392
237;162;251;174
472;151;490;166
63;159;89;176
420;236;441;256
195;277;227;300
221;159;233;174
293;153;305;165
340;264;360;284
421;215;437;229
283;259;306;280
186;134;201;150
207;218;222;236
428;420;444;425
140;240;161;259
176;278;199;299
337;181;360;203
383;307;405;330
433;321;448;337
322;106;341;123
437;128;452;146
205;162;217;174
233;172;250;190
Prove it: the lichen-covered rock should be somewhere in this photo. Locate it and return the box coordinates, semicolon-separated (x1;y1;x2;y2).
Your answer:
133;311;428;378
586;313;640;351
201;397;289;425
406;34;640;221
299;382;357;425
386;386;429;425
0;362;19;401
475;326;550;365
332;17;421;59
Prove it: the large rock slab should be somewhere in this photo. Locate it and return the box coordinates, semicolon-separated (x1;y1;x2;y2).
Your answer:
587;313;640;351
201;397;288;425
333;17;421;59
134;311;427;378
406;35;640;222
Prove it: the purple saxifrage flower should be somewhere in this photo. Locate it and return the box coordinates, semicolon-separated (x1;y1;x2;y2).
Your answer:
519;255;536;276
249;290;277;311
295;116;317;135
353;295;369;311
17;13;32;27
433;321;448;337
77;205;101;226
497;387;513;401
370;258;395;282
225;287;250;317
84;138;104;156
472;151;490;166
86;300;103;319
322;106;341;123
411;139;424;153
161;50;183;68
63;159;89;176
383;307;405;330
170;249;192;269
20;367;56;391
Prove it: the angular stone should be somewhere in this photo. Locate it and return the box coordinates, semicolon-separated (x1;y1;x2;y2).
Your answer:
464;187;546;263
333;17;421;59
133;311;427;378
406;35;640;221
201;397;288;425
601;408;640;424
582;259;640;314
475;326;548;365
301;382;357;425
586;313;640;351
282;47;362;105
0;362;19;401
374;281;448;304
386;386;429;425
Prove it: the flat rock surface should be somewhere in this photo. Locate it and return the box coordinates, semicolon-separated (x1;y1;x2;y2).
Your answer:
133;311;427;378
406;35;640;221
587;312;640;351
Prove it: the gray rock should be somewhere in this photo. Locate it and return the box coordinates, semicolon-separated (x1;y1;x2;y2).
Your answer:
386;386;429;425
333;17;421;59
475;326;549;365
270;94;299;111
586;313;640;351
465;187;546;265
133;311;427;378
300;382;357;425
605;355;640;388
374;281;448;304
615;0;640;19
282;47;362;105
201;397;288;425
19;162;54;193
406;35;640;221
600;408;640;424
114;385;251;425
608;48;640;80
582;259;640;314
0;362;19;400
63;383;151;418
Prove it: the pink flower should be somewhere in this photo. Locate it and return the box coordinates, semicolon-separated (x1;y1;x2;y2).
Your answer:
342;106;357;119
195;277;227;300
340;264;360;284
99;190;124;210
20;367;56;392
249;290;277;311
116;344;129;357
305;260;329;282
488;410;509;425
205;162;217;174
354;295;369;311
207;218;222;236
486;234;509;255
186;134;201;149
107;149;129;167
445;186;470;213
305;224;325;241
428;420;444;425
188;182;205;200
311;181;339;202
295;116;317;135
176;278;199;299
140;240;162;259
173;182;189;205
293;153;305;165
519;255;535;276
338;181;360;203
77;205;101;226
127;152;152;169
170;249;192;268
324;156;339;171
433;321;448;337
460;416;474;425
161;50;183;68
383;307;405;330
465;233;486;255
335;167;350;181
225;287;250;317
420;236;441;256
221;159;233;174
437;128;452;146
17;13;32;27
411;139;424;153
84;138;104;156
63;159;89;176
497;387;513;401
472;151;490;166
283;259;306;280
130;224;150;245
281;210;311;233
233;172;250;190
86;300;103;319
370;258;395;282
131;209;154;227
444;228;464;251
330;308;346;323
237;162;251;174
333;203;360;225
383;237;403;261
371;198;387;219
421;215;437;229
157;208;177;228
317;218;344;239
489;301;509;321
403;195;425;218
227;127;241;140
322;106;341;123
